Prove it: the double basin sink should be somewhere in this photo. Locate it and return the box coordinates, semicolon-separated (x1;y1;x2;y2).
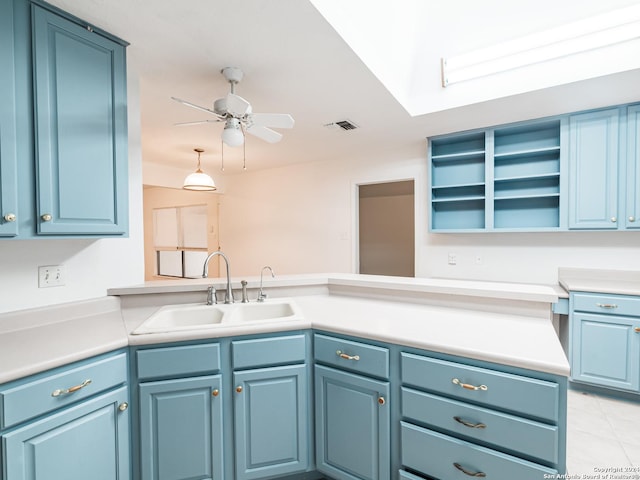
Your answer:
132;298;303;335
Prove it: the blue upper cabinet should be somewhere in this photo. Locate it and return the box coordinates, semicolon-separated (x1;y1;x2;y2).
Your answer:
1;0;128;239
31;3;128;235
626;105;640;229
0;0;19;237
429;118;566;232
568;108;620;229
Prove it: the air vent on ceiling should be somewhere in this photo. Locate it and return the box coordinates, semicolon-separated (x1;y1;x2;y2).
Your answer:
324;119;359;131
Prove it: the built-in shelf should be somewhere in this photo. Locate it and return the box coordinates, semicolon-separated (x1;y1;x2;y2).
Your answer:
430;132;486;231
429;119;563;232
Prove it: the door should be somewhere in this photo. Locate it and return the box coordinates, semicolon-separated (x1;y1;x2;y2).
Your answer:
315;365;390;480
0;0;18;237
2;387;129;480
358;181;415;276
139;375;223;480
626;105;640;229
233;365;309;480
31;5;128;235
568;109;619;229
571;312;640;391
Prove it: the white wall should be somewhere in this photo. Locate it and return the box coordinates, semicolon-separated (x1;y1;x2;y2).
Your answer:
220;149;640;285
0;59;145;314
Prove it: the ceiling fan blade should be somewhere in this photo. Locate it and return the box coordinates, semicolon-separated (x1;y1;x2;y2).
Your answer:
174;119;221;126
226;93;251;116
249;113;295;129
171;97;222;118
246;124;283;143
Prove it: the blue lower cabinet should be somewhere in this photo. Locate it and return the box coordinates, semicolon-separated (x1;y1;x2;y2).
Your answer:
2;386;130;480
315;365;390;480
571;312;640;391
233;365;309;480
139;375;223;480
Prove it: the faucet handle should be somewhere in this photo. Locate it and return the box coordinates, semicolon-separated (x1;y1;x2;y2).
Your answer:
206;285;217;305
241;280;249;303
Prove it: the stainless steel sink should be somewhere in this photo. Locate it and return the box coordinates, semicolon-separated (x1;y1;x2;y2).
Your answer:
132;298;303;335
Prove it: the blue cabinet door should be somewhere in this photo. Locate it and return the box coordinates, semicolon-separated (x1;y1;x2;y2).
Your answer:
568;109;620;229
626;105;640;229
571;312;640;391
31;5;128;235
0;0;18;237
2;386;130;480
315;365;390;480
234;365;309;480
139;375;223;480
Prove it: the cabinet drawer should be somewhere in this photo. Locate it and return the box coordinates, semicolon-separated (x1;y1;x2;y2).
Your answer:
401;353;559;422
399;471;424;480
137;343;220;380
401;422;557;479
0;352;126;429
232;334;306;369
572;292;640;317
402;387;558;463
314;334;389;379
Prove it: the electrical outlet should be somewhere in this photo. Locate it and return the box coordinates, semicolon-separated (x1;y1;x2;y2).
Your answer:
447;253;458;265
38;265;66;288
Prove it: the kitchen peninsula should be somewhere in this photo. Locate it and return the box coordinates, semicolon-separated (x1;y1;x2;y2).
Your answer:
0;274;569;480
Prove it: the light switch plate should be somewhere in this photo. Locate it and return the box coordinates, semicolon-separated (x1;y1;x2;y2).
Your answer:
38;265;65;288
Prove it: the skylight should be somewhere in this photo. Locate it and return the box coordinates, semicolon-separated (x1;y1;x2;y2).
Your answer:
309;0;640;117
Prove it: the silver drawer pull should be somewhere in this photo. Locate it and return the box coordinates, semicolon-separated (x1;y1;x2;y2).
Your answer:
51;379;92;397
336;350;360;361
454;416;487;429
452;378;488;391
454;462;486;477
596;303;618;309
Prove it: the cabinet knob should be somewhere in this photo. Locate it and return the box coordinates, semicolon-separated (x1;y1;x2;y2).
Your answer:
212;389;219;397
41;214;52;222
3;213;16;222
118;402;128;412
377;396;385;405
630;216;636;223
634;327;640;333
236;386;243;393
611;216;617;223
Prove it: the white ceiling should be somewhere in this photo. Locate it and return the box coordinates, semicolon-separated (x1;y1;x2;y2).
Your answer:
46;0;640;177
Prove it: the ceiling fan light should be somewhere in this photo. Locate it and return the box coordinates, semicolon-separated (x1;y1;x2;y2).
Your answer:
222;120;244;147
183;148;217;191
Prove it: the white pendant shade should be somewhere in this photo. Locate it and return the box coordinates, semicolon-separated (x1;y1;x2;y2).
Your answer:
183;170;216;191
183;148;216;191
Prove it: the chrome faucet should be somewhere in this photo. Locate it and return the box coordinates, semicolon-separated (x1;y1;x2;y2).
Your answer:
202;251;234;304
258;266;275;302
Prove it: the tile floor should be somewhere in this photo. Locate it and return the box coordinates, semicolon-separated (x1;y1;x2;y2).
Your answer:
567;388;640;475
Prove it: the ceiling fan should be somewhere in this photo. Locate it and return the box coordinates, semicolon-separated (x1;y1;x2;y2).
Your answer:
171;67;295;147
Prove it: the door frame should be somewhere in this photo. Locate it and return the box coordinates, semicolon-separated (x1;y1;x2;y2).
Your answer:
352;176;420;275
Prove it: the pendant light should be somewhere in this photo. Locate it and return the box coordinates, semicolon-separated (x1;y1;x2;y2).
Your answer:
183;148;216;191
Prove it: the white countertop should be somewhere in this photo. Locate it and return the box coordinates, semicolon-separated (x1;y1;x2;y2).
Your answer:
0;275;570;385
559;268;640;296
108;272;562;303
0;297;128;384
